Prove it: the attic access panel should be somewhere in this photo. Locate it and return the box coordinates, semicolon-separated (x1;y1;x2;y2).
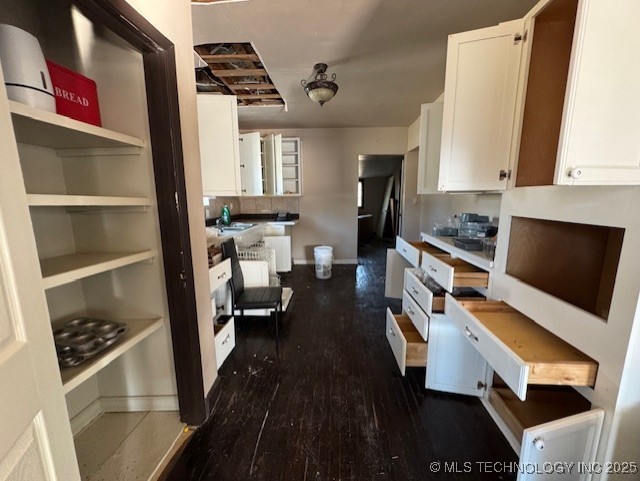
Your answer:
194;42;284;107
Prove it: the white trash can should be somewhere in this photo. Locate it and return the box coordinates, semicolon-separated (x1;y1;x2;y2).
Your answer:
314;245;334;279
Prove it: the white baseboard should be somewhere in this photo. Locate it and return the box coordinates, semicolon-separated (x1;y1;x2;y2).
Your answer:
100;395;179;412
293;259;358;265
70;399;102;436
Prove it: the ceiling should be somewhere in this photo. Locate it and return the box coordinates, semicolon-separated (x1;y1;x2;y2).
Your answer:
191;0;538;130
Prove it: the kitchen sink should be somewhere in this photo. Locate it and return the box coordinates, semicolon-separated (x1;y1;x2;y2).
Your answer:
219;222;256;232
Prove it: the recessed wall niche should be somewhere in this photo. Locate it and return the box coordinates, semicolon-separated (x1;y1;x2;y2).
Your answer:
506;217;624;320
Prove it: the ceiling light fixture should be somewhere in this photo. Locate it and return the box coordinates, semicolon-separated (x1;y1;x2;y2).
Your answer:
301;63;338;107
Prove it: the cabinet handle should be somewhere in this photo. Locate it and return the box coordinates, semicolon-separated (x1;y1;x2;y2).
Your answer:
411;287;419;295
402;248;407;253
388;328;396;337
222;333;231;345
533;437;545;451
465;326;478;342
428;265;437;273
217;272;226;280
407;306;415;316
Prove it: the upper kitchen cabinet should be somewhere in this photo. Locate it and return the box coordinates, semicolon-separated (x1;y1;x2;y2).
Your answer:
416;102;444;194
197;94;242;196
238;131;263;195
512;0;640;186
281;137;302;195
438;20;524;192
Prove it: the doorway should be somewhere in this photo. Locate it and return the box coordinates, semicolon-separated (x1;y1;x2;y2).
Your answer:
357;155;404;248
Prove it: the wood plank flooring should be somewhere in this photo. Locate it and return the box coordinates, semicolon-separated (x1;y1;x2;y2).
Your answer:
163;240;517;480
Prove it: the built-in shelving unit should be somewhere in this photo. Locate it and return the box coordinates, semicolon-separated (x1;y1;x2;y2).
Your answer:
40;251;154;289
27;194;151;208
281;137;301;195
9;100;144;150
61;318;164;394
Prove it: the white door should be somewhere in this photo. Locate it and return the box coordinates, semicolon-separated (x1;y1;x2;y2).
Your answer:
0;70;80;480
239;132;263;195
519;409;604;481
439;20;524;192
554;0;640;185
425;314;488;396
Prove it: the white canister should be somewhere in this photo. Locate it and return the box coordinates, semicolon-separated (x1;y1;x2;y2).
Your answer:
0;24;55;112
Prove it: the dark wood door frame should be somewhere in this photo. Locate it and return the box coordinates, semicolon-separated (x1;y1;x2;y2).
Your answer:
74;0;206;425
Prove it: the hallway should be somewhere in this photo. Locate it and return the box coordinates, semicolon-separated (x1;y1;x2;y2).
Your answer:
163;242;516;480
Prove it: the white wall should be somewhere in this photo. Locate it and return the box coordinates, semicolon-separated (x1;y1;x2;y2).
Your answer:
123;0;216;396
259;128;408;262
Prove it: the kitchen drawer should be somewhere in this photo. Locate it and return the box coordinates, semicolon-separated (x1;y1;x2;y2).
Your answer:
396;236;447;267
488;385;603;478
214;316;235;369
209;258;231;293
445;296;598;400
421;252;489;292
402;289;430;341
405;269;487;319
385;308;427;376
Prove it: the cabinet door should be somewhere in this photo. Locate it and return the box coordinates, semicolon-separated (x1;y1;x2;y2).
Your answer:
425;314;488;396
417;102;444;194
274;134;283;195
197;94;241;196
262;133;275;195
239;132;263;195
519;409;603;481
555;0;640;185
439;20;524;192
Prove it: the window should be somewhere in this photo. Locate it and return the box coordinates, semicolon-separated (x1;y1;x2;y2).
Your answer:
357;181;364;208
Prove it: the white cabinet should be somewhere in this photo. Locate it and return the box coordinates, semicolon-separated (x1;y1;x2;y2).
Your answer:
239;132;263;195
197;94;241;196
416;102;444;194
439;20;524;192
511;0;640;186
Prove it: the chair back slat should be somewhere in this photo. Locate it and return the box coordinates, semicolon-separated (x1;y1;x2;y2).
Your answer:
221;238;245;302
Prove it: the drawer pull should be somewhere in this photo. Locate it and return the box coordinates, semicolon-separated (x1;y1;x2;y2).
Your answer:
411;287;419;295
407;306;415;316
388;328;396;337
465;326;479;342
428;265;437;273
533;437;545;451
402;248;407;253
221;333;231;345
217;272;227;280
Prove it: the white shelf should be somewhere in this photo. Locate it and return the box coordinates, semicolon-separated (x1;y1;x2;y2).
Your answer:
9;100;144;150
41;251;154;289
27;194;151;207
420;232;494;270
61;318;163;394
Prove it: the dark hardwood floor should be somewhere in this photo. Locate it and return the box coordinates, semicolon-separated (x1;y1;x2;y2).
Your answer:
163;239;517;481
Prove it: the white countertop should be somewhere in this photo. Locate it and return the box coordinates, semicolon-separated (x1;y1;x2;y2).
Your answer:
206;219;298;247
419;232;494;270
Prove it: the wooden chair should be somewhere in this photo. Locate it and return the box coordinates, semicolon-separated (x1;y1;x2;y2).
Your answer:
221;238;284;352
